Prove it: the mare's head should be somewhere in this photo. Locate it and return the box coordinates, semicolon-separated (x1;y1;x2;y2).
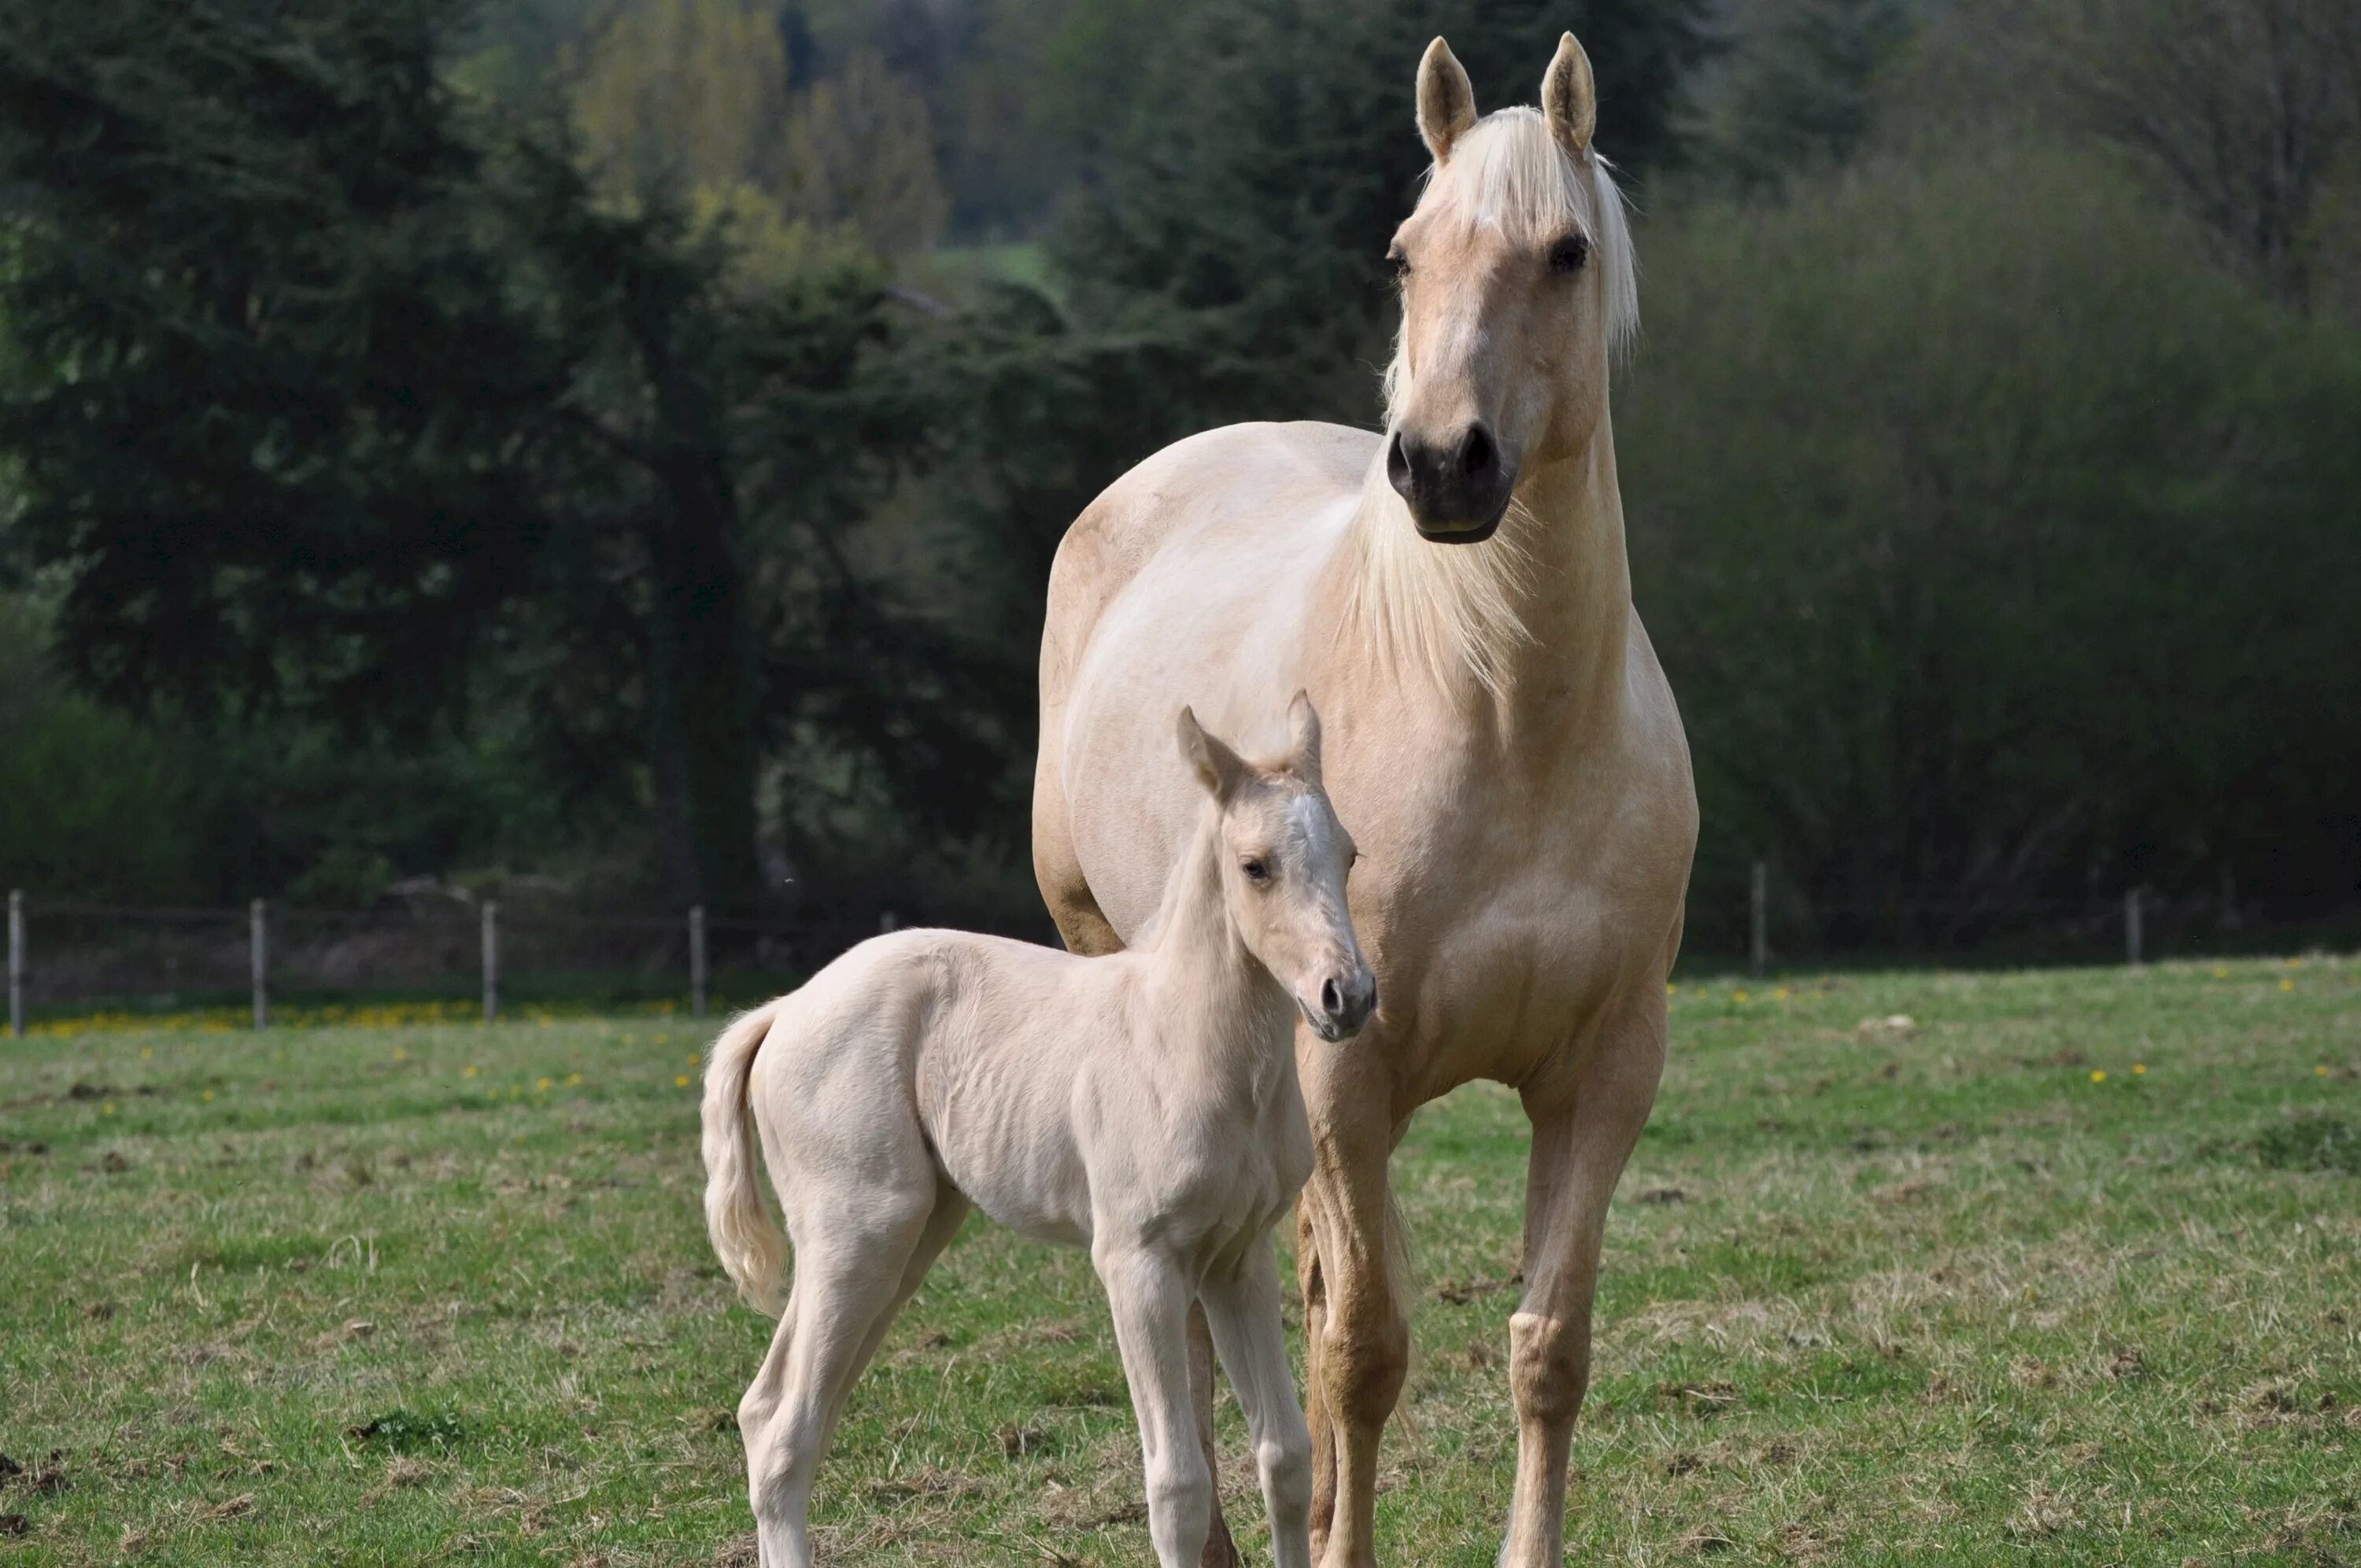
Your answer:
1382;34;1639;543
1176;695;1375;1042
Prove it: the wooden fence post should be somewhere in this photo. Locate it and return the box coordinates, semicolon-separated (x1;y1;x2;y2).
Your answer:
482;901;500;1023
250;899;268;1030
8;891;24;1039
689;906;708;1019
1750;861;1768;978
2125;887;2143;968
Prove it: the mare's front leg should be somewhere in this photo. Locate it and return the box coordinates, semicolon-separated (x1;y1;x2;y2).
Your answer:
1298;1060;1407;1568
1200;1240;1314;1568
1498;996;1666;1567
1096;1241;1215;1568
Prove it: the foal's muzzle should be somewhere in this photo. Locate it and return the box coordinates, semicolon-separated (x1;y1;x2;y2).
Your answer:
1387;421;1516;543
1306;967;1378;1042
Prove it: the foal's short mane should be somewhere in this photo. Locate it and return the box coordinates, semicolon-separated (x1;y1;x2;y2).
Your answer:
1354;109;1638;703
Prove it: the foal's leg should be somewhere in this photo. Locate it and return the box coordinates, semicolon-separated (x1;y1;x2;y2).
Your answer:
1498;1003;1665;1568
1200;1241;1314;1568
742;1176;939;1568
1096;1242;1215;1568
1186;1302;1245;1568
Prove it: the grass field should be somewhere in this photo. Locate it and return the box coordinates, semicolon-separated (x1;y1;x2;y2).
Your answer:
3;957;2357;1566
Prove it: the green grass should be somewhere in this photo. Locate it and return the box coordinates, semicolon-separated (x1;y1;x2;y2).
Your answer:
3;957;2357;1565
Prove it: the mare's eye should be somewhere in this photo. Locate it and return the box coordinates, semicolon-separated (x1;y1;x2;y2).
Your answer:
1241;858;1271;884
1548;234;1591;275
1386;245;1410;280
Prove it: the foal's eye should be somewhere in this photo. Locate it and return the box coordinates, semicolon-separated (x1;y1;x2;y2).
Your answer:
1548;234;1591;275
1386;245;1410;280
1241;858;1271;884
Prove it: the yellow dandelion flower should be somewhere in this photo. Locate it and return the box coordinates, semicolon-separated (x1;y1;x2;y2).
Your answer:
140;1046;154;1060
102;1101;117;1114
2133;1063;2147;1075
566;1072;582;1087
1774;987;1790;1001
393;1046;408;1061
1732;990;1751;1003
201;1089;215;1101
2281;978;2296;992
1666;983;1679;995
687;1053;700;1066
675;1074;692;1088
2089;1070;2107;1083
656;1034;671;1046
2287;956;2303;968
464;1064;481;1078
2212;965;2230;979
536;1076;552;1091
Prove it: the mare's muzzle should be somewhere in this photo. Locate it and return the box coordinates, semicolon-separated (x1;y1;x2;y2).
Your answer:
1387;421;1516;543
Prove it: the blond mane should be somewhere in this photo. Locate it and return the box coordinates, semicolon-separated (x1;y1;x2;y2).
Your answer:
1354;109;1638;702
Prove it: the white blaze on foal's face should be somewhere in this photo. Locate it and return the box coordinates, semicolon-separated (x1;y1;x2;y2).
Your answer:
1177;695;1376;1042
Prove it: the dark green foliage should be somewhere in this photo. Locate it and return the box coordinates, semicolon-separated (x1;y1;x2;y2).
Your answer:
1687;0;1916;192
1620;143;2361;946
0;0;560;732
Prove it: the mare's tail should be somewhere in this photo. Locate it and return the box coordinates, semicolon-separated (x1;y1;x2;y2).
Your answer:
700;1000;789;1316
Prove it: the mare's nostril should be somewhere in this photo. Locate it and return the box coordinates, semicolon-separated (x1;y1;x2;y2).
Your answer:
1321;977;1344;1018
1386;432;1415;499
1458;422;1495;478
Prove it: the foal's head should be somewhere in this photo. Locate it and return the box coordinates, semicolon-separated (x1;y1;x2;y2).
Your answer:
1175;694;1375;1042
1382;34;1639;542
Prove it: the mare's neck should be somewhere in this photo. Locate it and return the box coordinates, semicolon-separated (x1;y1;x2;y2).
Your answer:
1137;807;1297;1081
1346;408;1632;737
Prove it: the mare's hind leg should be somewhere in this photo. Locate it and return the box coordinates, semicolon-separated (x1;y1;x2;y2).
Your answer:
740;1171;940;1567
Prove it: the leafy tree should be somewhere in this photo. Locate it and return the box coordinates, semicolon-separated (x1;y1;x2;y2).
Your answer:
1618;142;2361;944
570;0;791;208
782;52;950;256
1685;0;1916;194
0;0;931;913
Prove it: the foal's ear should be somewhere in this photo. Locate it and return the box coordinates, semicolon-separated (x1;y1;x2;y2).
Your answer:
1541;31;1596;158
1177;706;1248;800
1417;37;1478;164
1287;690;1323;785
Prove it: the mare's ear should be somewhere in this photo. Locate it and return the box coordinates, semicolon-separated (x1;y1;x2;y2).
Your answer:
1177;706;1248;800
1287;690;1323;786
1417;38;1478;163
1541;32;1596;158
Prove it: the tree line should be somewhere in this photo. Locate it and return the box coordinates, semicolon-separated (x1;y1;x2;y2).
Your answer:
2;0;2357;956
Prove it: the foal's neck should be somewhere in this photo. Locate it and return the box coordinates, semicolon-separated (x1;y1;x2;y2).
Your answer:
1138;807;1296;1077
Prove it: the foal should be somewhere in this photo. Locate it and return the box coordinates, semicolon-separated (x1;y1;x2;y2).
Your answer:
702;695;1375;1568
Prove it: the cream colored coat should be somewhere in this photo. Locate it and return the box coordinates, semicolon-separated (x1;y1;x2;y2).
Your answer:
705;702;1373;1568
1033;35;1698;1568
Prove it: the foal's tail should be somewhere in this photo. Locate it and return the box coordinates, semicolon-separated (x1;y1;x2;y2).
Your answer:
701;1000;789;1317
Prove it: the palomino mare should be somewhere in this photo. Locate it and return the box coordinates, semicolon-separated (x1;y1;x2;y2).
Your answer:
704;698;1375;1568
1032;34;1697;1568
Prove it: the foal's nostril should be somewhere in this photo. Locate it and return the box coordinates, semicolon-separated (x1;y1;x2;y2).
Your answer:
1321;977;1344;1018
1458;422;1495;479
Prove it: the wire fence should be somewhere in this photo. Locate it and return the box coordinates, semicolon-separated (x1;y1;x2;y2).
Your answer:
3;888;1052;1036
7;871;2356;1037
